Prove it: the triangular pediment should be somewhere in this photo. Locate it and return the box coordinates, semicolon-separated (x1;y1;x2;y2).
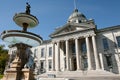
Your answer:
50;23;96;37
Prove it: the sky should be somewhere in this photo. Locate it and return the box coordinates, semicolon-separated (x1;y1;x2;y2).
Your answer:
0;0;120;47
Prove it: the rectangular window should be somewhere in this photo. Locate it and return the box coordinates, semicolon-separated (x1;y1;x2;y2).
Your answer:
49;47;52;57
105;55;112;68
40;60;45;72
41;48;44;57
40;61;44;69
102;38;109;50
81;42;86;53
48;60;52;70
116;36;120;47
64;58;67;69
34;49;37;57
63;44;66;55
72;43;75;54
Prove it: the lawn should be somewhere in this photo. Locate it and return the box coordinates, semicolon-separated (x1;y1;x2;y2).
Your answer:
0;75;3;79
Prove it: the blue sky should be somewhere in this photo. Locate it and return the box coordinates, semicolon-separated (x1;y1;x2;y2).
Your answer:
0;0;120;46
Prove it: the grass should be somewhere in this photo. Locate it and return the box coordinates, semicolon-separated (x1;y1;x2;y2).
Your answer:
0;75;3;79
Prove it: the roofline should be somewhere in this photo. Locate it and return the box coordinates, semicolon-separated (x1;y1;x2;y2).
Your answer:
50;28;95;38
97;25;120;33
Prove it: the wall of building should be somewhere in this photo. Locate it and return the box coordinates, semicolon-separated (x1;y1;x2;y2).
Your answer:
8;26;120;74
96;27;120;73
31;42;53;73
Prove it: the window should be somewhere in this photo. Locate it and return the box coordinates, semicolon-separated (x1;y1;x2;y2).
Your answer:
40;60;45;72
79;20;81;23
40;61;44;69
48;60;52;70
72;43;75;54
105;55;112;68
116;36;120;47
83;58;88;69
63;43;66;55
34;49;37;57
102;38;109;50
41;48;44;57
81;42;86;53
49;47;52;57
64;58;67;69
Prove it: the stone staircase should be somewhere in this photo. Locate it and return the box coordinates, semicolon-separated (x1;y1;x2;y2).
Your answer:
37;70;120;80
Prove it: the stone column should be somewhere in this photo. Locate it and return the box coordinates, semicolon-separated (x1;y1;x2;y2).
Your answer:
69;58;72;70
75;38;81;70
99;53;104;70
66;39;70;71
92;35;100;69
52;42;55;71
56;41;60;71
86;37;93;70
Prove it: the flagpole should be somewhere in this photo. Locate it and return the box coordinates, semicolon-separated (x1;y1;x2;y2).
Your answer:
74;0;77;9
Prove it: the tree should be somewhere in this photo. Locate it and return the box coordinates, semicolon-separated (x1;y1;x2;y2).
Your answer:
0;45;8;74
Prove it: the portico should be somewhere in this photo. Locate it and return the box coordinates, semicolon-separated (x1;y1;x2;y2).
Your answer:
52;32;101;71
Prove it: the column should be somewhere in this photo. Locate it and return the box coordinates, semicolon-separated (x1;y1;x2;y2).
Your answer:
92;36;100;69
75;38;81;70
99;53;104;70
56;41;60;71
86;37;93;70
66;40;70;71
52;43;55;71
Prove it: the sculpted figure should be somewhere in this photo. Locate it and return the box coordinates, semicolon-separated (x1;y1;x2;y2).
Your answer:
26;2;31;14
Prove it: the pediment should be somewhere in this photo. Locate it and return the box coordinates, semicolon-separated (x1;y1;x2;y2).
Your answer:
50;23;96;37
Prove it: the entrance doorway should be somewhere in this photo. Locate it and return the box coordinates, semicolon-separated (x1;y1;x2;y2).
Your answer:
72;57;77;71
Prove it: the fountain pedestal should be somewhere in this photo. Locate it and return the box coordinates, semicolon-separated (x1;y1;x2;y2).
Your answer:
22;69;34;80
2;43;32;80
2;56;21;80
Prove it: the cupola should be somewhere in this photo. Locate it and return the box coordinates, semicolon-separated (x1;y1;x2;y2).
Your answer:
67;9;87;23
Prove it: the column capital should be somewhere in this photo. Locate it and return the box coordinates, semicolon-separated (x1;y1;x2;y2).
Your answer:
51;41;56;44
65;39;69;41
91;34;96;37
52;40;61;43
52;40;60;44
64;37;70;41
74;37;79;40
56;40;60;43
84;34;96;38
84;35;90;38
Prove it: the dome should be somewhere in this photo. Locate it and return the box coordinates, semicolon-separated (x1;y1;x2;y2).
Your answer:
68;9;87;23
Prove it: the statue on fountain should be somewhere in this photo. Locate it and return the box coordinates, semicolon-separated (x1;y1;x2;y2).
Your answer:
26;2;31;14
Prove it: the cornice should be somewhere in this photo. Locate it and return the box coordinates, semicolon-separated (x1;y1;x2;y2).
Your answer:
52;30;95;42
97;25;120;33
51;28;95;38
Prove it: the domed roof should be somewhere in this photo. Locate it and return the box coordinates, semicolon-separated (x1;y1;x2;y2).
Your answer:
68;9;87;23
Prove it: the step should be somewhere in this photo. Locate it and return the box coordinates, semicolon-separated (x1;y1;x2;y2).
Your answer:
38;70;117;78
37;75;120;80
37;78;69;80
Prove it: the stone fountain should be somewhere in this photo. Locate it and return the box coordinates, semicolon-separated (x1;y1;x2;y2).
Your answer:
0;3;42;80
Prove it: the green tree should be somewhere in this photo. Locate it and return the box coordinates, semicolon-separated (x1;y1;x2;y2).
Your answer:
0;45;8;74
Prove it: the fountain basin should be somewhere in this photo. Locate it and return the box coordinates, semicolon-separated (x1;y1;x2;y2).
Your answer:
1;30;42;47
13;13;39;28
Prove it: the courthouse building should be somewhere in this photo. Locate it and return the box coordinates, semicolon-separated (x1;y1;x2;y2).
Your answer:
8;8;120;78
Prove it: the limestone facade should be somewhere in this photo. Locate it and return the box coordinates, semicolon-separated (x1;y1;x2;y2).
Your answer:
8;9;120;75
